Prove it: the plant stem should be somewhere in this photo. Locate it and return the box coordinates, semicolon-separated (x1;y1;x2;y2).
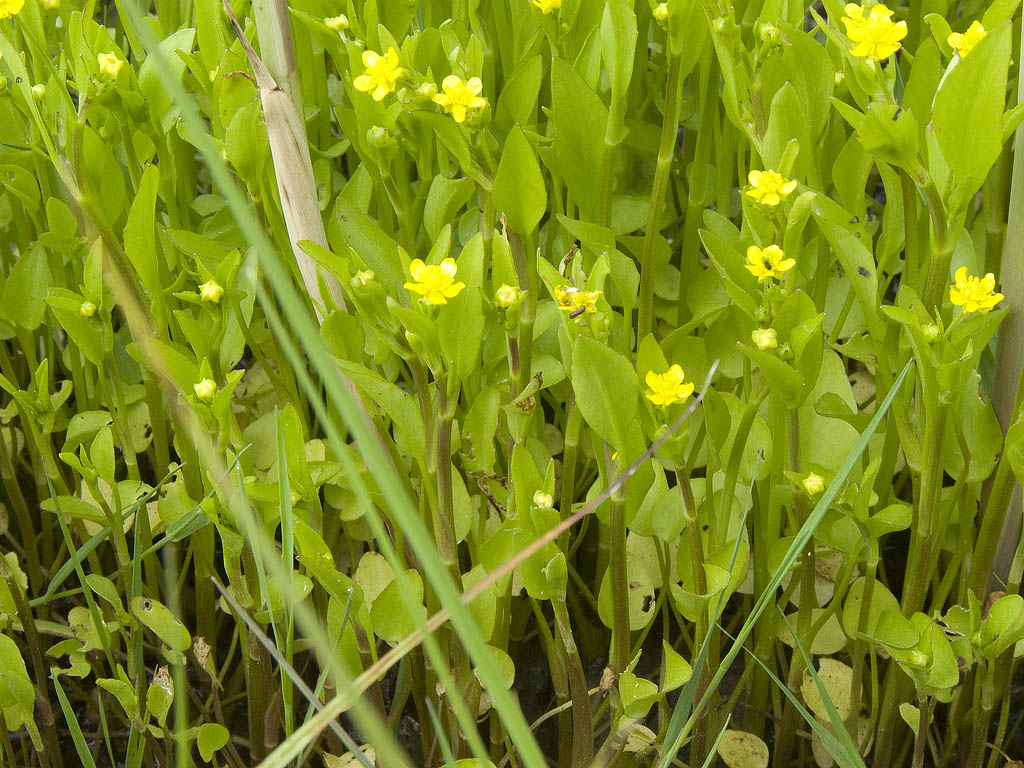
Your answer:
608;447;629;677
911;688;931;768
904;400;949;614
638;43;684;340
507;227;535;396
552;598;594;768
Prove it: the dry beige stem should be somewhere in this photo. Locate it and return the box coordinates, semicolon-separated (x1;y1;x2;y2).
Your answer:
223;1;345;321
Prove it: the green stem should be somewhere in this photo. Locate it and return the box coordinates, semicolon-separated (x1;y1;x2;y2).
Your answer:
552;598;594;768
911;689;932;768
904;399;949;614
508;227;535;396
638;43;684;340
608;449;629;677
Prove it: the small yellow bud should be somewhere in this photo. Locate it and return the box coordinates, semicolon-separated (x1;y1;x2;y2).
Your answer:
907;649;929;668
209;69;218;83
79;301;97;318
652;3;668;22
199;279;224;303
751;327;778;351
802;472;826;497
495;283;519;308
352;269;375;286
42;0;59;9
324;13;348;31
922;323;940;342
533;490;554;508
193;378;217;401
97;52;124;80
31;83;46;101
416;81;438;100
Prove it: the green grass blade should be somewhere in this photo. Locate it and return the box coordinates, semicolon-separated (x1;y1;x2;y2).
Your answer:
778;610;864;767
51;671;99;768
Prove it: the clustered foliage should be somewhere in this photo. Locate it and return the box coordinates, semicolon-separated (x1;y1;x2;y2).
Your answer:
1;0;1024;767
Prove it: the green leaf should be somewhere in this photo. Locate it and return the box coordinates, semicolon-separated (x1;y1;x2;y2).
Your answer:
618;671;659;720
137;28;197;132
570;336;639;452
145;666;173;726
131;596;192;652
492;125;547;235
197;722;230;762
123;164;162;301
600;0;636;113
932;22;1011;200
438;235;485;385
661;641;693;692
369;570;425;643
550;58;607;217
5;247;49;330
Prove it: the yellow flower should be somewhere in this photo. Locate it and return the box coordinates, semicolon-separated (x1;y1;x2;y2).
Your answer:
751;328;778;351
404;258;465;305
495;284;519;308
97;52;124;79
432;75;488;123
554;284;602;314
529;0;560;13
745;244;795;283
948;20;986;58
199;279;224;303
802;472;826;496
353;47;402;102
949;266;1004;314
645;365;695;408
324;14;349;31
194;378;217;401
79;301;97;318
745;169;798;206
841;3;907;60
0;0;24;18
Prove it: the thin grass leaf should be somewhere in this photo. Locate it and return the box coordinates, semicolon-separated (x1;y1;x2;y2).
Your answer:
51;672;99;768
779;610;864;766
275;408;296;739
700;713;732;768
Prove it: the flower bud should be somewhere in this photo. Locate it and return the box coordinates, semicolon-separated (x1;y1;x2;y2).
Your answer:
751;327;778;351
352;269;375;287
416;81;438;100
907;649;929;668
495;283;519;308
922;323;940;342
193;378;217;401
802;472;825;497
79;301;97;318
533;490;553;508
652;3;668;22
324;13;348;31
366;125;390;148
31;83;46;101
199;279;224;303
